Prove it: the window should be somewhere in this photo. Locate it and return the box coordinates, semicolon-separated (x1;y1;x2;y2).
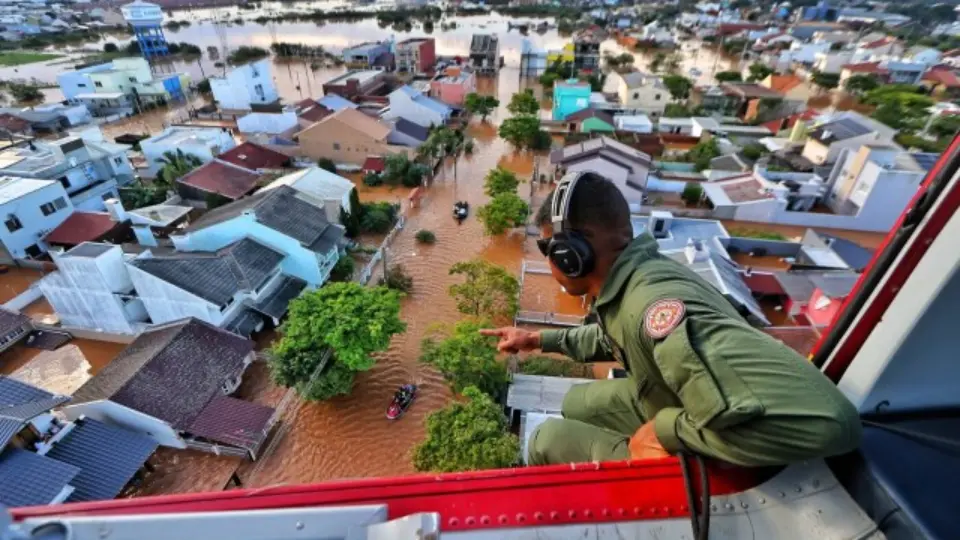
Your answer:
94;81;103;88
129;77;137;83
102;192;115;202
655;94;661;101
40;202;56;216
633;92;639;99
113;157;123;166
4;215;22;233
77;83;87;88
58;176;70;189
24;244;42;259
54;197;67;210
333;143;341;150
251;66;260;77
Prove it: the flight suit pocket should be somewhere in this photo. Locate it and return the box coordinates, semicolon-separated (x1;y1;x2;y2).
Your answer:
653;319;728;430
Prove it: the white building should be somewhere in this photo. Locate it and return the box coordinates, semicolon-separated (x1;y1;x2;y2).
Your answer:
549;137;652;206
38;243;149;335
0;177;73;262
614;114;653;134
139;126;237;177
812;51;854;75
209;59;279;111
385;86;453;128
259;167;356;224
801;111;897;166
617;72;667;118
903;47;942;68
236;111;298;135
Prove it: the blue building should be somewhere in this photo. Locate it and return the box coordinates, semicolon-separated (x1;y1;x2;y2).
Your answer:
342;41;392;68
121;0;169;61
552;79;592;121
802;1;838;22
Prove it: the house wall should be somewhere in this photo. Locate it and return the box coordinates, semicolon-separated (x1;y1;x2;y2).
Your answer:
0;182;73;259
62;401;186;449
298;121;409;165
211;59;279;110
617;81;667;118
57;63;112;101
126;263;225;326
552;84;591;121
170;213;333;287
39;254;142;334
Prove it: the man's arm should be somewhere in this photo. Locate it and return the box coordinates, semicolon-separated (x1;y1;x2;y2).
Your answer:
540;323;613;363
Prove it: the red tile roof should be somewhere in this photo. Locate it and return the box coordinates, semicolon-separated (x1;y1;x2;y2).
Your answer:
187;395;275;453
217;142;290;170
842;62;888;74
298;104;333;123
766;74;803;94
922;67;960;88
295;98;318;110
861;36;897;50
0;114;30;134
762;109;819;134
176;160;261;200
363;155;386;172
743;272;787;296
44;211;120;246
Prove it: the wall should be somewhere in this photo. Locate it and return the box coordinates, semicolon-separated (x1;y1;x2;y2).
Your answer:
0;182;73;258
62;401;185;448
237;112;298;134
617;81;667;118
298;121;409;165
57;64;112;101
723;236;803;257
552;84;591;121
126;263;222;326
171;214;326;287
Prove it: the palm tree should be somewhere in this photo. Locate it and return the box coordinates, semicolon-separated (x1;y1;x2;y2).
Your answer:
157;149;203;184
426;127;467;197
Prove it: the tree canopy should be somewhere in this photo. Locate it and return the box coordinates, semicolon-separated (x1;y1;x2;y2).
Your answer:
498;116;544;150
317;157;337;173
506;89;540;116
746;63;773;83
383;153;429;187
478;192;530;235
715;71;742;83
843;74;879;95
157;149;202;184
811;70;840;91
464;93;499;121
662;74;693;101
448;259;520;322
420;319;508;397
685;138;721;171
413;386;520;473
269;283;406;400
483;167;521;197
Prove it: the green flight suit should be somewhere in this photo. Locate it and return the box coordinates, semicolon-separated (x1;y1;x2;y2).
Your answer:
528;233;862;467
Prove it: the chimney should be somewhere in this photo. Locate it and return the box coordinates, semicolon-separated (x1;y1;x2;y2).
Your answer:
648;210;673;239
104;198;126;222
685;238;709;264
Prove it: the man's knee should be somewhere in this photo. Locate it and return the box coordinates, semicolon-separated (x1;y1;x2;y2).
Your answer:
527;418;569;466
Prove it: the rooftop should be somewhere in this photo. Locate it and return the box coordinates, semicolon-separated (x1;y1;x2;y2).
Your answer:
470;34;499;54
363;156;386;172
393;117;430;142
44;211;120;247
176;159;260;200
261;166;356;203
343;41;387;56
565;108;616;126
324;70;382;87
621;71;663;89
0;448;79;507
63;242;115;258
0;308;29;341
187;394;275;453
0;176;56;204
298;104;334;124
773;270;860;301
317;94;358;112
507;374;592;413
128;203;192;227
631;215;729;251
130;237;285;306
893;152;939;173
144;126;231;148
551;136;652;167
721;82;784;100
72;318;255;430
0;376;70;449
217;142;290;171
299;107;391;142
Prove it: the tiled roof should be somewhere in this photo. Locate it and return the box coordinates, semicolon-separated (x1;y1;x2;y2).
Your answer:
187;395;275;453
861;36;896;49
249;274;307;319
72;318;254;430
184;186;339;255
298;104;334;123
766;74;803;94
0;448;80;507
0;376;69;421
0;308;29;340
44;418;157;502
842;61;888;74
0;113;30;134
306;108;390;141
720;82;784;99
808;273;859;298
507;374;592;413
809;117;873;143
176;159;260;200
922;68;960;88
720;176;775;203
217;142;290;170
44;211;119;246
394;117;429;142
317;94;358;112
565;108;616;126
363;156;386;172
130;237;284;306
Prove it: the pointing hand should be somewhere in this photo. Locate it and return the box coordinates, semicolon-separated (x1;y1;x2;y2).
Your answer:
479;327;541;354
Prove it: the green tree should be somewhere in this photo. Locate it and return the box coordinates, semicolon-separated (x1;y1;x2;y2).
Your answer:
8;83;44;103
483;167;521;197
662;74;694;101
383;153;429;187
650;52;666;73
361;208;392;233
103;42;119;53
415;229;436;244
518;355;589;377
419;319;508;397
379;263;414;293
746;63;773;82
156;149;202;184
664;103;695;117
317;157;337;173
498;116;543;150
681;182;704;206
930;115;960;139
464;93;499;121
811;70;840;91
477;192;529;236
539;71;561;89
329;255;355;282
413;386;520;473
363;172;383;186
844;74;880;95
119;182;167;209
227;45;269;65
715;71;742;83
448;259;520;322
341;188;362;238
686;138;721;171
425;127;466;185
269;283;406;400
506;89;539;116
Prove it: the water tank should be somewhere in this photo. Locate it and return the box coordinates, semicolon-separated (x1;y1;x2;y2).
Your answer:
121;0;164;28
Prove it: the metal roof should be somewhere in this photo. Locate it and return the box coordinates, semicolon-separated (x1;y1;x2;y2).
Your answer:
810;117;872;143
45;418;157;503
0;308;29;340
0;376;70;421
0;448;80;507
64;242;116;258
0;176;56;205
187;395;275;454
507;374;592;413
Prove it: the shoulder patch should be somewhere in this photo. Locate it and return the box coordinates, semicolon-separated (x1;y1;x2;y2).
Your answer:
644;299;686;340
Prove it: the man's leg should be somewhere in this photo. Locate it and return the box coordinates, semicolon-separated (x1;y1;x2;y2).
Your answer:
527;417;630;465
561;378;646;435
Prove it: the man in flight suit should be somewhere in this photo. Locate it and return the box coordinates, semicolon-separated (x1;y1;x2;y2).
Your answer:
481;172;862;466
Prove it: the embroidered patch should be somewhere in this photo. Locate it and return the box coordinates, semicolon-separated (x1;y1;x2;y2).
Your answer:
644;299;686;340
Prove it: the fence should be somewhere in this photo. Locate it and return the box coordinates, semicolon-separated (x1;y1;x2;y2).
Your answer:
358;214;406;286
184;439;250;459
515;311;585;327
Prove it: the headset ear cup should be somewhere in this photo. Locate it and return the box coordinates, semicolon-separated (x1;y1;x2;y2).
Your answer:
566;233;595;277
549;232;594;278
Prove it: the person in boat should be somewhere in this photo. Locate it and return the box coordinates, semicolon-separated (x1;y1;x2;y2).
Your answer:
480;172;862;467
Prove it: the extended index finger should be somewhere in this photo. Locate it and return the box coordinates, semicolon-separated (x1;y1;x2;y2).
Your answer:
479;328;505;337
